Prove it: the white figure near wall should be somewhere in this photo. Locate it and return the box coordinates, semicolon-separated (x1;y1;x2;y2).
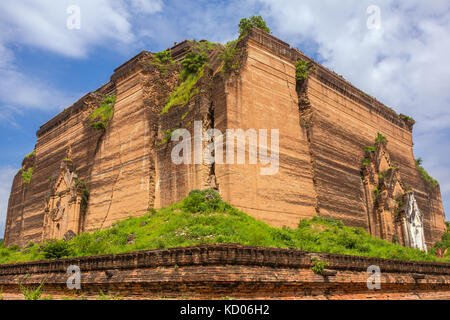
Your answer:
404;193;427;251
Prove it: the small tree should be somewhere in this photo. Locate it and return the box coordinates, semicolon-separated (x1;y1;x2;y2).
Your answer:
238;15;271;37
375;133;388;144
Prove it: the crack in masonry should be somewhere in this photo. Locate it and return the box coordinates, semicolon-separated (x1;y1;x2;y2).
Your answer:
296;77;320;215
282;61;298;108
82;94;113;232
146;118;158;212
100;128;124;230
283;59;320;215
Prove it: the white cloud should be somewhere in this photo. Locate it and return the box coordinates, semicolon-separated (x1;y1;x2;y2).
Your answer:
0;0;160;122
0;0;137;58
128;0;163;14
0;167;18;239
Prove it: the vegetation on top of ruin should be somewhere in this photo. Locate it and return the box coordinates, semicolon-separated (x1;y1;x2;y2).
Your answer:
161;66;204;115
88;95;116;130
415;157;439;189
238;15;271;37
180;51;208;80
295;60;311;82
161;17;271;115
399;114;416;127
219;39;241;74
161;41;215;115
153;50;173;64
149;49;176;74
25;150;36;159
0;189;449;265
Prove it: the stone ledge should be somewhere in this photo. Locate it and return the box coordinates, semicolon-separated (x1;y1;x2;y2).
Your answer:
0;244;448;276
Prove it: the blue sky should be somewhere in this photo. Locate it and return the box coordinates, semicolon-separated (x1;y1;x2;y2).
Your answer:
0;0;449;237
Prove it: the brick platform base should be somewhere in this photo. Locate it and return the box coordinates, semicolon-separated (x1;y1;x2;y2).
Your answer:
1;244;449;300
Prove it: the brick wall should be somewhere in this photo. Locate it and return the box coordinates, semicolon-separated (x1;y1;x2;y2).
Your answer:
1;245;449;300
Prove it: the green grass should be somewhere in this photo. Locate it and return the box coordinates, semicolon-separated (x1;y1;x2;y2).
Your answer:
0;189;448;265
18;277;46;300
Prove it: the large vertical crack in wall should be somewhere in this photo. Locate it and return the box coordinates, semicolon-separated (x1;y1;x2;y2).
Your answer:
296;74;320;215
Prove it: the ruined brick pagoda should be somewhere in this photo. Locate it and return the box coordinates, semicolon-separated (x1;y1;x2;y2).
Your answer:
4;27;446;250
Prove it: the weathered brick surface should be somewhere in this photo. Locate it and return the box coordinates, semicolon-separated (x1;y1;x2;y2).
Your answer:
4;29;446;250
0;245;449;300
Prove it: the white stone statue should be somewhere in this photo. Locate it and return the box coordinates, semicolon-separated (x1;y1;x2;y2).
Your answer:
404;193;427;251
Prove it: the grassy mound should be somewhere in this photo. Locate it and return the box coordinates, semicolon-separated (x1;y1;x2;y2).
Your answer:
0;189;448;264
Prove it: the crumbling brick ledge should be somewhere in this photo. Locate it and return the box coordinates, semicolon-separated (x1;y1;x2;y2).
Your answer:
0;244;449;300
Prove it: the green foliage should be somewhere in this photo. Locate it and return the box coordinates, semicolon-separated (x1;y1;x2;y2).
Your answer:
41;240;73;259
181;189;229;213
162;67;204;114
399;114;416;126
153;50;172;64
375;133;388;144
21;167;34;184
191;40;220;54
158;129;175;145
311;258;329;275
219;40;240;74
374;186;381;198
433;228;450;255
238;15;271;37
25;150;36;159
415;158;439;188
0;190;448;265
89;95;116;130
395;195;404;217
18;277;46;300
76;180;90;205
180;52;208;80
378;170;389;180
150;50;176;74
361;158;371;167
161;49;209;115
97;290;123;300
295;60;310;82
365;146;376;154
